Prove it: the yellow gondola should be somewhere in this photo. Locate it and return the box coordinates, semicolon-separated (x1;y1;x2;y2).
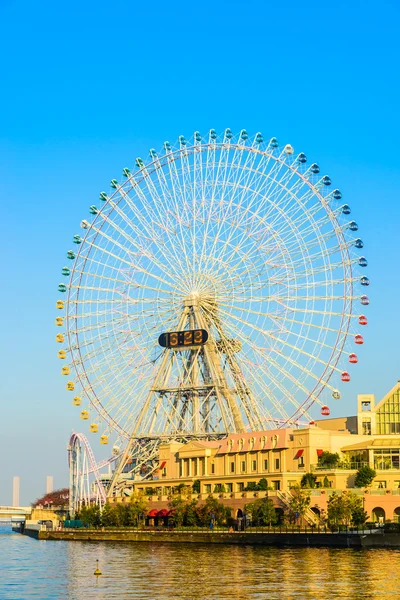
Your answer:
55;317;63;326
80;410;89;420
66;381;75;391
58;350;66;359
72;396;81;406
61;366;70;375
100;435;109;445
56;300;64;309
89;423;98;433
56;334;64;343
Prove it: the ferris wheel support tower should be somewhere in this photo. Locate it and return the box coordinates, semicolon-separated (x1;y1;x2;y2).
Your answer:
107;293;265;497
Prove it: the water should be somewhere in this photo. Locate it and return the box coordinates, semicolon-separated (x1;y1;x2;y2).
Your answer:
1;527;400;599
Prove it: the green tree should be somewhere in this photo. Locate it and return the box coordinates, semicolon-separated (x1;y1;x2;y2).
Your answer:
214;484;226;493
354;465;376;488
327;491;366;527
76;504;101;527
323;476;330;488
257;478;269;490
287;485;311;523
127;493;149;526
244;482;258;491
100;503;119;526
300;473;317;489
192;479;200;494
318;452;340;468
168;493;188;526
245;498;277;526
196;497;231;526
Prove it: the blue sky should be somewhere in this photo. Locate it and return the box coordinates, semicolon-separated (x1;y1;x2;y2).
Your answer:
0;0;399;505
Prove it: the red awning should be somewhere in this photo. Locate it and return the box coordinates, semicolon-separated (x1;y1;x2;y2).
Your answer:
157;509;169;517
159;461;166;469
294;449;304;459
317;449;324;457
147;509;158;517
167;509;176;517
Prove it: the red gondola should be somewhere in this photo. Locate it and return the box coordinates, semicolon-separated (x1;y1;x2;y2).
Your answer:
309;421;315;426
349;353;358;364
358;315;368;326
355;334;364;345
321;405;330;416
341;371;350;382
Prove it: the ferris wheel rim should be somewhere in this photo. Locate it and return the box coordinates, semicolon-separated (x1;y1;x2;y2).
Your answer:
59;130;368;440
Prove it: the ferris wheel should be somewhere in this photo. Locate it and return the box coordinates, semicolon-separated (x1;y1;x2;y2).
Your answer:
56;129;369;481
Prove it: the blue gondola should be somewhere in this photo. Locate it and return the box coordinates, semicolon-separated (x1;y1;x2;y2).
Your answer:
322;175;331;186
149;148;157;158
333;189;342;199
255;133;264;144
359;257;368;267
73;235;82;244
58;284;67;292
225;128;233;139
178;135;186;146
355;238;364;249
135;157;144;168
349;221;358;231
269;137;279;148
240;129;248;140
62;267;70;276
310;163;320;174
360;276;370;286
341;204;351;215
164;141;171;151
89;205;98;215
194;131;201;142
297;153;307;163
122;167;131;177
67;250;76;260
99;191;108;202
210;129;217;140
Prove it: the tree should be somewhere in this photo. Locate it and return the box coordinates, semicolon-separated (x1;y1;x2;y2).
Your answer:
327;491;367;527
192;480;200;494
196;497;231;526
287;485;311;523
168;493;189;526
214;484;226;493
245;498;277;526
100;503;119;527
76;504;101;527
244;482;258;491
33;488;69;507
318;452;340;468
323;476;330;488
354;465;376;488
127;493;149;526
300;473;317;489
257;478;269;490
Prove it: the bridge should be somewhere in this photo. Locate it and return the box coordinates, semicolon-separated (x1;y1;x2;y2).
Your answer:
0;506;32;523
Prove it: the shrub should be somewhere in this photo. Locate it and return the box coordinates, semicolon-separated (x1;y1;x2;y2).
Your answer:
300;473;317;489
354;465;376;488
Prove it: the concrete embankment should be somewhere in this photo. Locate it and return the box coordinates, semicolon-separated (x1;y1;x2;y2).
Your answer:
22;528;400;548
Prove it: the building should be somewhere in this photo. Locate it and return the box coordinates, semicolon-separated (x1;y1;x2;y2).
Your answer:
113;381;400;523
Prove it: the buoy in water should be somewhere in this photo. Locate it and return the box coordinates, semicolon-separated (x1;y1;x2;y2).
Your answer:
94;559;102;576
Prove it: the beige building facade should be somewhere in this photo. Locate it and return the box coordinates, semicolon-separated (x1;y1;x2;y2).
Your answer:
114;381;400;523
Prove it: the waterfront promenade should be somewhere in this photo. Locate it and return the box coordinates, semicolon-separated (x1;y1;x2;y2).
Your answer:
22;525;400;548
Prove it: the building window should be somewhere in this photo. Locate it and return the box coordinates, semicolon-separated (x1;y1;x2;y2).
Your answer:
211;462;215;474
272;480;281;491
298;456;304;468
394;481;400;489
226;483;233;493
237;482;244;492
241;461;246;473
179;461;183;477
374;480;387;489
204;484;211;494
275;458;280;470
362;420;371;435
230;461;235;473
252;460;257;471
263;459;268;471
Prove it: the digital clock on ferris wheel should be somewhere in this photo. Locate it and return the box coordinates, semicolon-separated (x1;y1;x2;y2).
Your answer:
158;329;208;349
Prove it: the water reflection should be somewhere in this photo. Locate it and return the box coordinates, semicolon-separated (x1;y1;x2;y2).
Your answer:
1;529;400;599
